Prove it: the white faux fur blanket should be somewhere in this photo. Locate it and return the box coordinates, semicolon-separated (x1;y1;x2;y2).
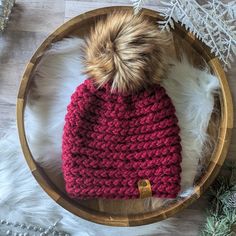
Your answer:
0;37;219;235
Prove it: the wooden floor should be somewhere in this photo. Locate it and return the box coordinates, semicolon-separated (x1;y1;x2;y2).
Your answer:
0;1;235;235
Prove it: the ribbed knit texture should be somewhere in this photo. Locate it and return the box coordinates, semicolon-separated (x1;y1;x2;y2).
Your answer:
62;79;182;199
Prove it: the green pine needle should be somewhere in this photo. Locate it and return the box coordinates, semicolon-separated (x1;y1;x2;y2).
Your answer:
201;161;236;235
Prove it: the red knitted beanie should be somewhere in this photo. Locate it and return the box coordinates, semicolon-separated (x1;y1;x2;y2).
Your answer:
62;12;182;199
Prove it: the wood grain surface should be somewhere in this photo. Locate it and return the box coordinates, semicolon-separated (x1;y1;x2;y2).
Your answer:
1;1;236;235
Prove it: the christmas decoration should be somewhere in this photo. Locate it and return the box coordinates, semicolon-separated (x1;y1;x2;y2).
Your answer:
0;0;15;31
131;0;236;70
201;161;236;236
0;217;70;236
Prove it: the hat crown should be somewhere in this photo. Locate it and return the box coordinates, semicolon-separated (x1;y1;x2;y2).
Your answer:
62;79;182;199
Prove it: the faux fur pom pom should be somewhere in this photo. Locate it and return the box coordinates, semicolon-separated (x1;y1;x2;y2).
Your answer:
82;11;171;93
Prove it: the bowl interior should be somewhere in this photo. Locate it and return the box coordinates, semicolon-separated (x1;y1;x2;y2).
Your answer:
18;7;230;226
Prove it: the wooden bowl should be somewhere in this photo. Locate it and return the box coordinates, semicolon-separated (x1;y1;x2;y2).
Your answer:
16;6;233;226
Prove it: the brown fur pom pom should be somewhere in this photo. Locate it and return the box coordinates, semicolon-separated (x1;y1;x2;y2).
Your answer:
82;11;170;93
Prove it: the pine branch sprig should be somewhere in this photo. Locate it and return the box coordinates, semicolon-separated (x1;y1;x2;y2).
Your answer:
201;162;236;236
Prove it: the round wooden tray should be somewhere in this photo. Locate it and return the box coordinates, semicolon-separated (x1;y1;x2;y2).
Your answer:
16;6;233;226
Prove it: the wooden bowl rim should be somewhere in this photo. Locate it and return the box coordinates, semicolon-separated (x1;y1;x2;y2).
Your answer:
16;6;233;226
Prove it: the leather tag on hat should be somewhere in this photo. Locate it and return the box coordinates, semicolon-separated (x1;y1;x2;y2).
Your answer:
138;179;152;198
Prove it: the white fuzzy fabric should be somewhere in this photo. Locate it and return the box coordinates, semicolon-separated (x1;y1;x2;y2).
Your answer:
0;37;219;235
162;57;219;196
